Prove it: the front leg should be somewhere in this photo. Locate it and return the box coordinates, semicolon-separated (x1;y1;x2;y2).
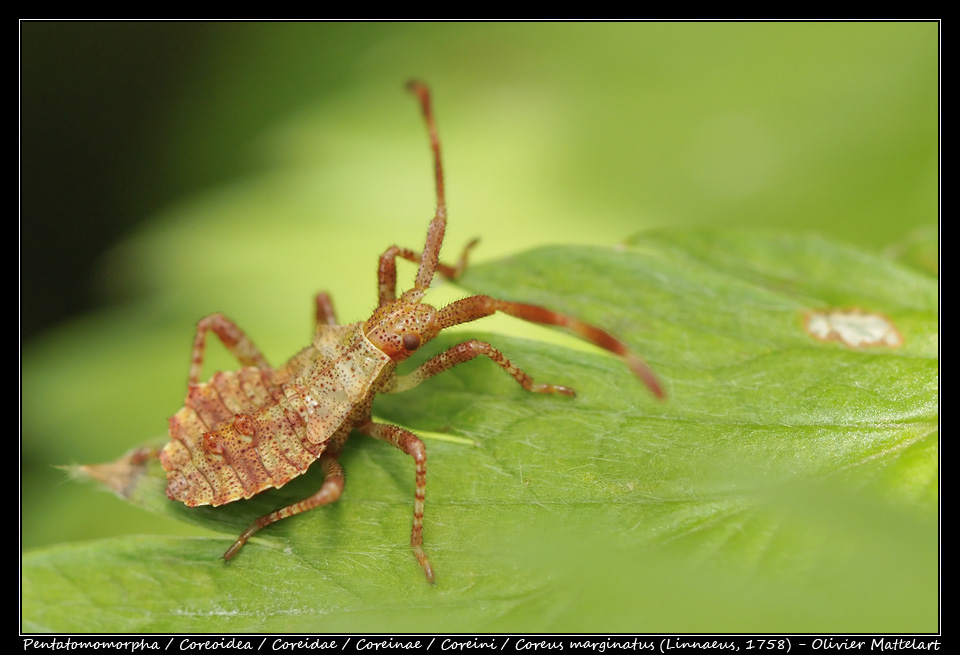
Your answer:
356;421;434;584
188;313;271;387
377;238;479;306
437;296;664;398
383;339;575;397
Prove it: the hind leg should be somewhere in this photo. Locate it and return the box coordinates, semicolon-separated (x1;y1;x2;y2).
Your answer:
222;453;345;561
188;313;271;387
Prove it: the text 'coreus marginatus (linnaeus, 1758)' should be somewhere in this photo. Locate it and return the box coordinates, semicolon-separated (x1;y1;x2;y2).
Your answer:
159;82;665;584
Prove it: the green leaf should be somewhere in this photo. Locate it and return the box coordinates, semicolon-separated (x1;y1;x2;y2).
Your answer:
23;230;937;632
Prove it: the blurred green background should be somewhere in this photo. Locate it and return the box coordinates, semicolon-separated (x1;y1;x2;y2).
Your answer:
21;22;937;629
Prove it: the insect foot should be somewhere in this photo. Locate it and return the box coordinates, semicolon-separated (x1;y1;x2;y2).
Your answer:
157;81;664;584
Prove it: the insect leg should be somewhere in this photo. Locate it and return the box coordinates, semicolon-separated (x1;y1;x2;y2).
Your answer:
437;296;665;398
357;421;435;583
189;313;272;387
384;339;575;396
314;292;338;327
222;453;345;561
377;239;479;306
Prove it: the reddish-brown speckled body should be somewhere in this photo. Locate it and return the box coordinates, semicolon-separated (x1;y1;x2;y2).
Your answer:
158;82;663;584
161;323;388;507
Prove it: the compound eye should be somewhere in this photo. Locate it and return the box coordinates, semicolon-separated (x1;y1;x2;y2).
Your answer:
402;333;421;351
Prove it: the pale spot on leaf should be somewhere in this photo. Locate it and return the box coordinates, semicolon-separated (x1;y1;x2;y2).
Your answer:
805;309;903;348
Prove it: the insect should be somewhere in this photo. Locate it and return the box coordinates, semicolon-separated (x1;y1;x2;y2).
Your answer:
159;82;665;583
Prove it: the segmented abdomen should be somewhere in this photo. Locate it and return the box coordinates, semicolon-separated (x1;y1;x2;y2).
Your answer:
160;324;390;507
